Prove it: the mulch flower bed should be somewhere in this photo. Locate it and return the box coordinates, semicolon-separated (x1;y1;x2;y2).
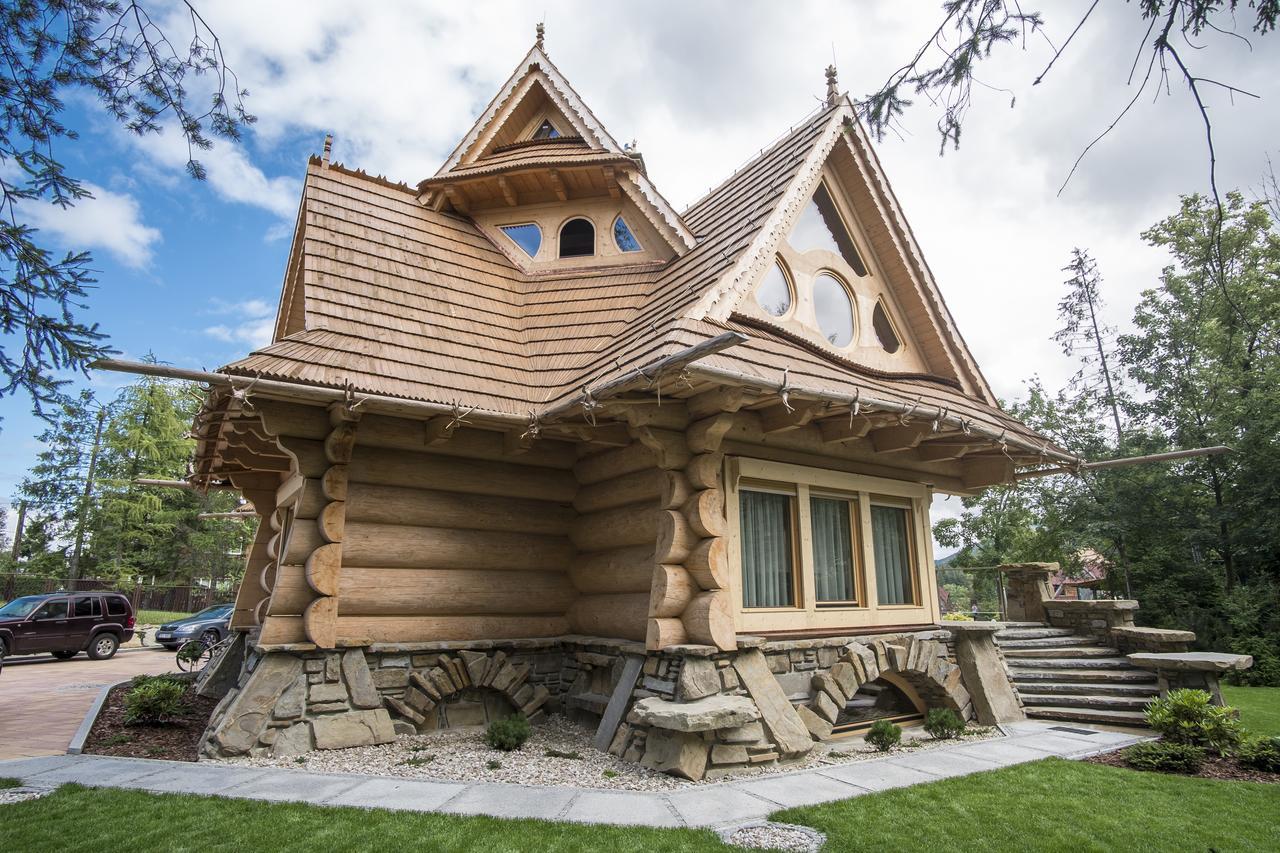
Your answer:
1086;747;1280;785
83;679;219;763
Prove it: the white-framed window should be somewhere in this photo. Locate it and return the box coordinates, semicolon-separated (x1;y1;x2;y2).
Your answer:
728;458;935;632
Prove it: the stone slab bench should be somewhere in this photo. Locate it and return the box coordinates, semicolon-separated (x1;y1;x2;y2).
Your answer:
1126;652;1253;705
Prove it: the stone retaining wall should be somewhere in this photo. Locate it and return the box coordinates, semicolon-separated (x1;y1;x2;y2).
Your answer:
1044;599;1138;641
202;628;991;779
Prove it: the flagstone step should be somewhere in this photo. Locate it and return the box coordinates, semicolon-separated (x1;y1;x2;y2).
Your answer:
1019;692;1153;712
1024;705;1150;726
998;635;1105;648
1007;656;1135;669
1011;667;1156;683
995;621;1053;628
994;627;1078;640
1003;645;1121;658
1011;678;1158;696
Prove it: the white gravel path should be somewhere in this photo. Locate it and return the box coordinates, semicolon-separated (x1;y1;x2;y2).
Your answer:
216;715;1000;791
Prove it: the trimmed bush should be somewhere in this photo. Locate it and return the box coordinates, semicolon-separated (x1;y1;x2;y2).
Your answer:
484;715;531;752
1237;736;1280;773
865;719;902;752
923;708;965;740
941;612;973;622
1123;741;1206;774
1144;689;1242;754
124;677;187;725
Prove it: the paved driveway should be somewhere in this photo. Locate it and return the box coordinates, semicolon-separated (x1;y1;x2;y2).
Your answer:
0;646;180;760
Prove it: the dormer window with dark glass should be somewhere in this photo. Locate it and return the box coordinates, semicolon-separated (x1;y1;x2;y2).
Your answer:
559;218;595;258
532;119;561;140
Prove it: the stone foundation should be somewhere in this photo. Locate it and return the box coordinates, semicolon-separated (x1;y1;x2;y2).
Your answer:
201;628;997;777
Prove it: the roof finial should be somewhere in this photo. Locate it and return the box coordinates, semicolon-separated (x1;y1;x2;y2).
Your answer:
824;64;839;108
322;133;333;167
535;22;545;51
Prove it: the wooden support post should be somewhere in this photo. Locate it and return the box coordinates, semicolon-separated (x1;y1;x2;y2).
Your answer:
961;456;1016;489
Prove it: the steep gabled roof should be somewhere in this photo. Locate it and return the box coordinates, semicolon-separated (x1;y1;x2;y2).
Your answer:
226;55;1052;463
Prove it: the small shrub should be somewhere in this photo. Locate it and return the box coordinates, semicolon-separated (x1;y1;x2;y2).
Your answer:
543;748;582;760
1123;741;1205;774
485;715;531;752
486;759;502;770
1144;689;1242;754
942;612;973;621
1237;736;1280;773
123;677;187;725
602;769;619;779
293;757;306;765
923;708;965;740
865;719;902;752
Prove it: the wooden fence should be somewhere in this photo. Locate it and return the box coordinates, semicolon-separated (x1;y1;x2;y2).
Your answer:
0;574;237;615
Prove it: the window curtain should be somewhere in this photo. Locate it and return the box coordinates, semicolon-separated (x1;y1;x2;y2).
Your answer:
811;497;854;602
872;505;913;605
740;491;794;608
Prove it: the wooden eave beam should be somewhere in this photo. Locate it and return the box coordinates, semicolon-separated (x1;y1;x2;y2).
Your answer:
444;185;470;214
686;386;748;420
757;400;824;434
547;169;568;201
868;422;935;454
914;437;987;462
423;415;460;446
547;421;632;447
816;413;876;444
496;176;519;206
602;165;621;199
960;456;1016;489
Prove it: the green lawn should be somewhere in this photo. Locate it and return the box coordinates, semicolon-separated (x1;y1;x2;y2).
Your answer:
3;758;1277;852
136;609;195;626
1225;685;1280;736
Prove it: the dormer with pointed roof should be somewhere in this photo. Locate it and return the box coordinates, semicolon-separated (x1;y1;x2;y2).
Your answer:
417;32;694;273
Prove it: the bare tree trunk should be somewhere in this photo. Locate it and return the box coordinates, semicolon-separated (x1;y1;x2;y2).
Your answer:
68;409;107;590
1207;462;1237;592
10;502;25;561
1084;281;1124;445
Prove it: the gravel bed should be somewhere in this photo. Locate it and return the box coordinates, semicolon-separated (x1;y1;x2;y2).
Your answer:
219;716;684;791
0;787;53;806
721;821;826;852
215;716;1001;791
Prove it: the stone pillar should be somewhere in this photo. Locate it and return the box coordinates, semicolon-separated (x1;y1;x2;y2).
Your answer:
997;563;1056;623
948;623;1025;725
1127;652;1253;706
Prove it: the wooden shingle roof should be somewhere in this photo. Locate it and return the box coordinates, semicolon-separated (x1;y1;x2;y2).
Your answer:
223;84;1050;452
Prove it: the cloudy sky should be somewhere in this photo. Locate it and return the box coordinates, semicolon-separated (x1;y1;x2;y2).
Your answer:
1;0;1277;539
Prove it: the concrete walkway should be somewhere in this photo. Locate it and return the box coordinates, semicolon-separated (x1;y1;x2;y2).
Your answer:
0;647;180;760
0;721;1144;828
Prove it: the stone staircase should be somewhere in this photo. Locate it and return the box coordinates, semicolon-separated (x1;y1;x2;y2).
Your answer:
996;622;1157;727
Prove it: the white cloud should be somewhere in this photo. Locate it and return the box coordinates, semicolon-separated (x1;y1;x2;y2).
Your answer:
21;182;161;268
107;0;1278;399
204;299;276;349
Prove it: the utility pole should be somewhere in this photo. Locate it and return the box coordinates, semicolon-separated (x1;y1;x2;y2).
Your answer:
67;408;107;591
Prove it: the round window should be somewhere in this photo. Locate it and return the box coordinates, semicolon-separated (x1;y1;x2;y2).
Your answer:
813;273;854;347
755;261;792;317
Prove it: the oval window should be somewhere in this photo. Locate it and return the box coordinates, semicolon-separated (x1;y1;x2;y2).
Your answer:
813;273;854;347
755;261;792;317
873;300;901;353
559;218;595;258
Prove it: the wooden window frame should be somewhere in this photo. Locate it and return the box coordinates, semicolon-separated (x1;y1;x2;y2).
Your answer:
726;457;939;633
737;482;802;612
809;490;865;608
867;496;922;608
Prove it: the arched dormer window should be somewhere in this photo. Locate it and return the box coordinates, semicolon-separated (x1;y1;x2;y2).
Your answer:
559;218;595;258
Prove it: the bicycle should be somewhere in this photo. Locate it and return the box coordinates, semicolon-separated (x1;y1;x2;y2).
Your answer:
175;633;233;672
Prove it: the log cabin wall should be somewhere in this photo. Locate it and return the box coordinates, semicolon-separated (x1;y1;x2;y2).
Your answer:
251;400;580;647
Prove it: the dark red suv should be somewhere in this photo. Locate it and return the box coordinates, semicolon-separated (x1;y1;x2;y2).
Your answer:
0;592;135;661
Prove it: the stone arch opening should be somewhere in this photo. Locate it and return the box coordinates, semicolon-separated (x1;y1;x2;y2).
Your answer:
802;636;973;741
382;651;550;733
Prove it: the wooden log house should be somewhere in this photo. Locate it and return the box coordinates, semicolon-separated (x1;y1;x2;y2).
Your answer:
187;33;1098;776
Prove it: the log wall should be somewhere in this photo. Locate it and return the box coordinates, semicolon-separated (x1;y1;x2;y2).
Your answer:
253;401;578;647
